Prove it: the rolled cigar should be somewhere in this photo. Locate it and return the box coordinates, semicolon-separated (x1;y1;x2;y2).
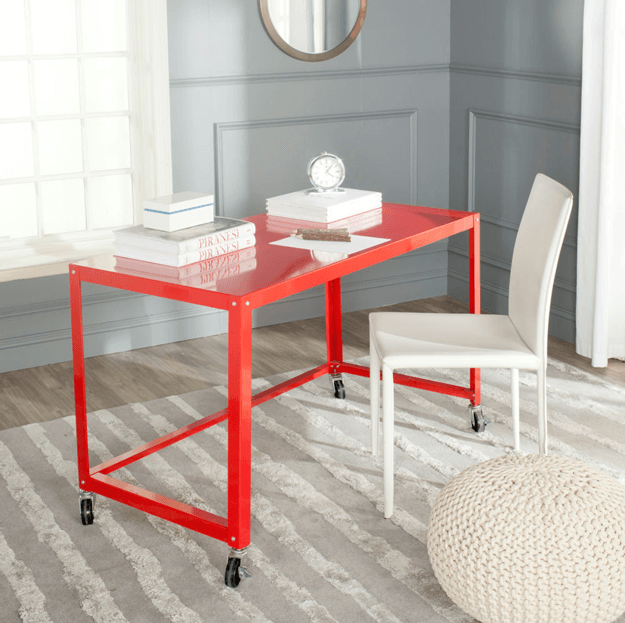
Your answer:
291;227;351;242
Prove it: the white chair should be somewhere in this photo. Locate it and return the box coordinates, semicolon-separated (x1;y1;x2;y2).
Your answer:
369;173;574;518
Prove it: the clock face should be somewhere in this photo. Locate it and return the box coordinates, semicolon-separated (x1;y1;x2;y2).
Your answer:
308;153;345;191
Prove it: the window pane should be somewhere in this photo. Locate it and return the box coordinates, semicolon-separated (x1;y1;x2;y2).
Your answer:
41;178;86;234
0;183;38;238
30;0;77;54
87;174;133;229
0;61;30;118
81;0;127;53
85;116;131;171
83;58;129;113
0;123;34;179
34;60;80;116
0;0;27;56
38;120;83;176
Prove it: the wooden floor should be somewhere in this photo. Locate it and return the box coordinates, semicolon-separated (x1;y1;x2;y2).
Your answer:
1;295;624;432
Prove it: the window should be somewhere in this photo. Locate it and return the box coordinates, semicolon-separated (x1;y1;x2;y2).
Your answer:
0;0;172;281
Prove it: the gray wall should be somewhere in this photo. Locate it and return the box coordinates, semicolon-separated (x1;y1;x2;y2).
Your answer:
448;0;584;342
167;0;452;329
0;1;586;373
0;0;452;373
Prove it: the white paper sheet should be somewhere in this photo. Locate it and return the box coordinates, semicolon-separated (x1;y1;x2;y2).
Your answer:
269;234;390;256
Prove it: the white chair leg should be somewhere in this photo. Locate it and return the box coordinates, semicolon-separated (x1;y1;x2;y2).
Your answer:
510;368;520;451
382;362;395;518
370;340;381;455
537;363;548;454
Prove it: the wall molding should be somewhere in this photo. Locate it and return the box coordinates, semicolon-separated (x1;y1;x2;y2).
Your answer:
469;109;580;141
448;269;575;324
170;64;582;89
449;244;576;294
259;265;447;313
467;109;579;246
0;302;222;352
466;212;576;250
450;64;582;87
171;64;449;88
214;109;418;212
0;289;141;321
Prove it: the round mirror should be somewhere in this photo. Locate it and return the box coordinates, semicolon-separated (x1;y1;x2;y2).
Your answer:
260;0;367;62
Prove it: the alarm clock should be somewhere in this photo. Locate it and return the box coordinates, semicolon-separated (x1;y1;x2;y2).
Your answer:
307;152;346;193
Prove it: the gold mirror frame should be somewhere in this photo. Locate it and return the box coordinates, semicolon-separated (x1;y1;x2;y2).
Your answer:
259;0;367;62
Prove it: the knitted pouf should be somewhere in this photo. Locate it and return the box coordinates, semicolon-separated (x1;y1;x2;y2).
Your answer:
427;454;625;623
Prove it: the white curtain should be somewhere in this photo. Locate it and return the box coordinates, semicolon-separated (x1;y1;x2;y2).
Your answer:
576;0;625;367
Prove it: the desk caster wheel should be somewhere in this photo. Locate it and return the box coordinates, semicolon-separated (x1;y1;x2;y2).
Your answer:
225;557;242;588
225;547;251;588
79;492;95;525
331;375;345;400
469;404;486;433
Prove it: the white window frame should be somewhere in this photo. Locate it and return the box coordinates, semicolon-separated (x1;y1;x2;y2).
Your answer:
0;0;172;283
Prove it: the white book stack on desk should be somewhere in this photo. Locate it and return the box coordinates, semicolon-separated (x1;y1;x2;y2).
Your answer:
266;188;382;224
143;192;215;232
114;217;256;267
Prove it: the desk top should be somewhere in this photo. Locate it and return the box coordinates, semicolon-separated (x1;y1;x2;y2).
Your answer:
71;203;477;308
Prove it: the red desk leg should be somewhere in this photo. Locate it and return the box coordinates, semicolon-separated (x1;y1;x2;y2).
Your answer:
70;269;91;488
325;278;344;369
325;279;346;398
227;300;253;552
469;216;481;406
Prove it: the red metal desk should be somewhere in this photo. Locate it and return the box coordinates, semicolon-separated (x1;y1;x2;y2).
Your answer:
69;202;481;586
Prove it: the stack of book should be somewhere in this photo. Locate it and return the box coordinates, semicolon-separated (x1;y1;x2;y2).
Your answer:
266;207;382;235
266;188;382;224
115;246;257;288
113;217;256;268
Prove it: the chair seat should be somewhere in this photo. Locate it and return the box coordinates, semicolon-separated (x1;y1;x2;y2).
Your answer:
370;312;541;371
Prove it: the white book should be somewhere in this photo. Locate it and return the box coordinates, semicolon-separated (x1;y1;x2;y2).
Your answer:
143;191;214;214
115;235;256;267
267;198;382;223
266;188;381;211
143;191;215;232
114;217;255;254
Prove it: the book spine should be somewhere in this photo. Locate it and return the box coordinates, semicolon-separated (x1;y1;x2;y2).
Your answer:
178;221;255;253
176;235;255;266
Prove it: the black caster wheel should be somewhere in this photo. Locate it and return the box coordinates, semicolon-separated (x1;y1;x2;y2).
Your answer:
80;497;94;525
469;405;487;433
333;379;346;400
225;556;242;588
224;550;251;588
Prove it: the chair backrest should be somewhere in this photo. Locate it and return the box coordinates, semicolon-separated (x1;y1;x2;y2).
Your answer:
508;173;574;358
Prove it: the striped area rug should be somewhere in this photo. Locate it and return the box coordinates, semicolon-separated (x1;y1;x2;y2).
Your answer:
1;358;625;623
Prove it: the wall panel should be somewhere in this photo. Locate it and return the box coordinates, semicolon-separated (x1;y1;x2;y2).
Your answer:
448;0;582;342
215;110;418;217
